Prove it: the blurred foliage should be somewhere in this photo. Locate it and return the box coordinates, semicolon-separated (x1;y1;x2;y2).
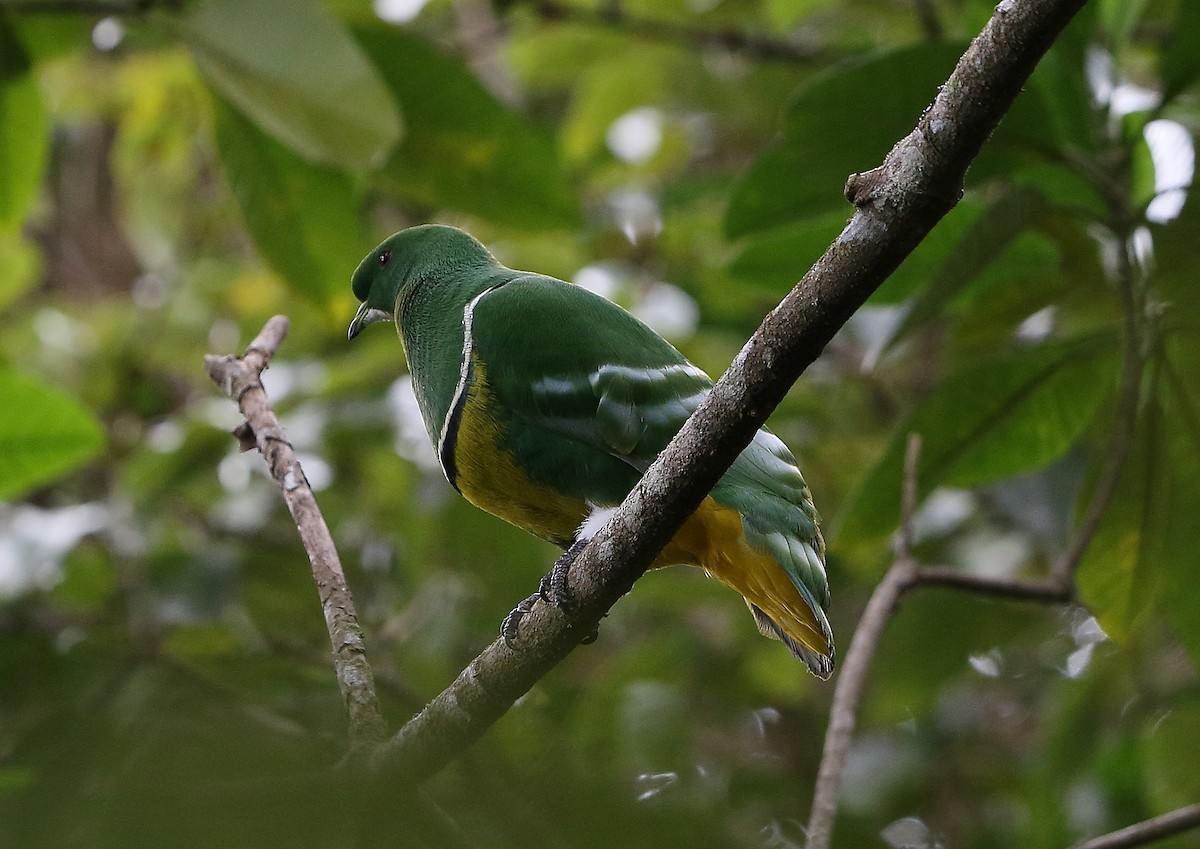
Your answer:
0;0;1198;847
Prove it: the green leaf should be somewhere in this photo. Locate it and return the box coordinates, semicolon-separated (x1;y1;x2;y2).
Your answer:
1154;355;1200;666
1141;697;1200;810
1099;0;1150;52
726;210;849;294
352;24;579;230
0;22;49;229
882;187;1047;351
725;38;1069;237
1075;395;1167;642
837;336;1117;542
1074;344;1200;664
1150;176;1200;313
558;52;671;166
1023;0;1101;156
725;43;965;237
0;370;104;500
0;229;40;312
170;0;401;171
212;97;368;311
1162;0;1200;102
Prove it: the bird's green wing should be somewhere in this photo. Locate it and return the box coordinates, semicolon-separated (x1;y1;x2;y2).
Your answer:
470;275;712;495
470;274;832;670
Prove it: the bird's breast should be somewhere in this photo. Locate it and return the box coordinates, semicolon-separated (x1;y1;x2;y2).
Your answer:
448;355;588;548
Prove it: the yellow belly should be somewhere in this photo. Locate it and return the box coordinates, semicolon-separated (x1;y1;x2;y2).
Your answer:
452;358;828;659
453;359;588;546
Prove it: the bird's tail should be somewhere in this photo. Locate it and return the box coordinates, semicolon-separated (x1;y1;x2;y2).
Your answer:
667;495;834;679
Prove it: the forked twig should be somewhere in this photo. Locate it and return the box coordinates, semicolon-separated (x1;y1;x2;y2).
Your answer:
204;316;387;748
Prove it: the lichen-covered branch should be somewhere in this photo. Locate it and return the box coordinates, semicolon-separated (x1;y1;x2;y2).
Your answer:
372;0;1091;785
204;316;387;749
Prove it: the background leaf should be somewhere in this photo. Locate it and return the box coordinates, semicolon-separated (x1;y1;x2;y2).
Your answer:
725;43;973;237
0;369;103;500
0;22;49;229
212;96;368;313
353;24;579;230
838;336;1117;542
171;0;402;170
881;186;1047;352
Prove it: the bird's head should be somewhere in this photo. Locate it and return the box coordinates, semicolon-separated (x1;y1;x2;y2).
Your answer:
346;224;497;341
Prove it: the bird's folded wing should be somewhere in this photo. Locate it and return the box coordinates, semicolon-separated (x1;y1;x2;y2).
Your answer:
470;275;713;471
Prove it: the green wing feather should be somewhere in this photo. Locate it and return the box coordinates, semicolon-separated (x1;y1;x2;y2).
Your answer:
470;274;832;669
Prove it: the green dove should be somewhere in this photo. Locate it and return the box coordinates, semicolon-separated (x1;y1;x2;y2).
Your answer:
348;225;834;678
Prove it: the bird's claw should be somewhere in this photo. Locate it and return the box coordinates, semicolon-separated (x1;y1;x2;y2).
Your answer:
539;538;587;613
501;538;598;648
501;592;540;650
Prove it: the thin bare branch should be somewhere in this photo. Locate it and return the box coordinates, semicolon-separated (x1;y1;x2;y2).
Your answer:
1069;804;1200;849
913;566;1071;603
522;0;824;64
0;0;179;12
805;435;923;849
897;432;922;558
371;0;1090;785
205;316;388;749
1053;199;1146;584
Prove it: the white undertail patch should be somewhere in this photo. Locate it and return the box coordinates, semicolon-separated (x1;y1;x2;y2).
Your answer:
577;504;620;541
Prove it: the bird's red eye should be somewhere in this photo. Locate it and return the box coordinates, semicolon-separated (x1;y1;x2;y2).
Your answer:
379;250;391;267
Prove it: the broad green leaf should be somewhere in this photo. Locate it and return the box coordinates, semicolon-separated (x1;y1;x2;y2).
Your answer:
726;210;849;294
0;370;104;500
170;0;401;170
212;97;367;311
1024;0;1100;156
1075;394;1167;641
725;43;965;237
558;52;672;166
1162;0;1200;102
1142;698;1200;810
0;22;49;228
1009;161;1106;220
882;187;1047;351
1099;0;1150;53
837;336;1117;542
0;229;40;312
725;40;1066;237
1155;355;1200;666
1075;345;1200;662
1149;182;1200;313
352;24;579;230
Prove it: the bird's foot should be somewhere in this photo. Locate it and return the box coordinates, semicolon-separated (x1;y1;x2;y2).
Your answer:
501;592;540;650
540;537;588;613
500;538;598;648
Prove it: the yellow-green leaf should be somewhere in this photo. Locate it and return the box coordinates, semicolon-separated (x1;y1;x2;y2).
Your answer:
0;370;104;500
171;0;401;170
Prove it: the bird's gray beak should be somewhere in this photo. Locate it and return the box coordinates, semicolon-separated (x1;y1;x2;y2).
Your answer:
347;303;392;341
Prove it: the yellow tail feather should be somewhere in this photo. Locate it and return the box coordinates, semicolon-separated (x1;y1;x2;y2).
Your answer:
659;497;833;678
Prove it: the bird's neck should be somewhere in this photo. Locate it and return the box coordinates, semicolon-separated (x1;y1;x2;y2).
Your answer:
397;268;509;447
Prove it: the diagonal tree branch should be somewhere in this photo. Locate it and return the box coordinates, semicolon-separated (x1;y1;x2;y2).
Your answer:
1069;804;1200;849
205;316;388;749
371;0;1091;784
